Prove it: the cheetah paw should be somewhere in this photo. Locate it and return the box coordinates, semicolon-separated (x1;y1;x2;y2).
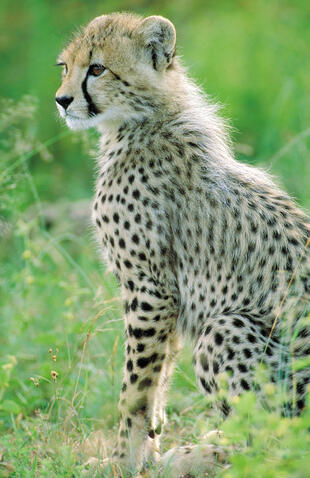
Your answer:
161;444;229;477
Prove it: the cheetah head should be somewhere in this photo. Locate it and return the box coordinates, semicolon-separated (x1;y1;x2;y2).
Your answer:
55;13;176;130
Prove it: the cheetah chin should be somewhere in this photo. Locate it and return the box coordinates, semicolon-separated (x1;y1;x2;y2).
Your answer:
64;109;136;131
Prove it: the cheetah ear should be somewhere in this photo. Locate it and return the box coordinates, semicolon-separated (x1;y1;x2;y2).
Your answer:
136;16;176;71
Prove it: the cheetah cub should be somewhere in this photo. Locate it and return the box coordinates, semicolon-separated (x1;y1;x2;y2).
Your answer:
56;12;310;477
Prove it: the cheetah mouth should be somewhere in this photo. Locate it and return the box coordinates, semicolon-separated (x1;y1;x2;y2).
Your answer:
65;113;85;120
64;111;106;131
65;112;103;121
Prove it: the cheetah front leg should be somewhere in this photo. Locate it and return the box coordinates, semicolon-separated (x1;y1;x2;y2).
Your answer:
113;278;178;474
148;332;182;461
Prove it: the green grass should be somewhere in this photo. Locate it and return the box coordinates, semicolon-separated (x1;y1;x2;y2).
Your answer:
1;1;310;476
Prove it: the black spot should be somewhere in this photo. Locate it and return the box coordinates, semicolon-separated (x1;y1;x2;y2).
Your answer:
138;378;152;390
127;360;133;371
213;361;219;374
137;343;145;353
227;347;235;360
138;316;149;322
204;325;212;335
143;327;156;337
214;333;223;346
130;374;138;384
141;302;153;312
132;328;143;339
119;238;126;248
132;234;139;244
200;353;209;372
241;379;250;390
288;237;299;246
238;364;247;373
131;297;138;311
243;348;252;358
200;377;212;393
137;353;158;368
272;230;281;240
127;280;134;292
220;399;231;417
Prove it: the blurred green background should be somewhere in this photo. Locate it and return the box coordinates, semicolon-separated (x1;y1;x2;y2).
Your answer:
0;1;310;476
1;0;310;207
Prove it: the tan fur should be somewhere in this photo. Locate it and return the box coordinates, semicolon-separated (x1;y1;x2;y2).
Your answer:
56;12;310;477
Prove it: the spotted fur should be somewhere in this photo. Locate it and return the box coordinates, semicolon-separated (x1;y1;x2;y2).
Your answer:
55;12;310;477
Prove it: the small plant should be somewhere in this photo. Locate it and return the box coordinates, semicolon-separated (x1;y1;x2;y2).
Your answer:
219;389;310;478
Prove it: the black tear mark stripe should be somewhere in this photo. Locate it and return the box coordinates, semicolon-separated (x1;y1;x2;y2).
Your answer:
82;68;100;116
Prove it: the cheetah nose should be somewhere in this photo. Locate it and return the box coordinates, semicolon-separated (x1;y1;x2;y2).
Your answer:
55;95;74;110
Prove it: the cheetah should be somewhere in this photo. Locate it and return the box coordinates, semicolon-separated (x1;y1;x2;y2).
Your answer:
55;12;310;477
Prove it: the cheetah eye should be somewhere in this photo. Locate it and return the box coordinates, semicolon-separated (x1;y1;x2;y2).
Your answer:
89;64;106;77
